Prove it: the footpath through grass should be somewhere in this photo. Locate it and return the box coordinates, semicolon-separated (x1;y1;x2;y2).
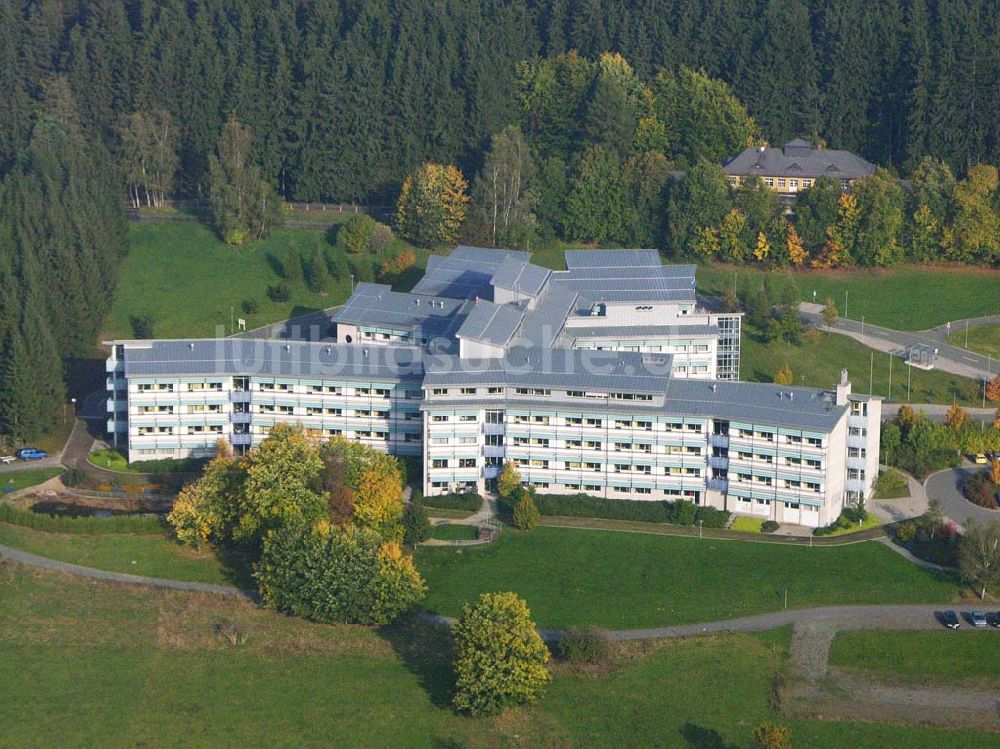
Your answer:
697;263;1000;331
828;630;1000;690
0;524;252;588
1;563;995;749
416;526;958;629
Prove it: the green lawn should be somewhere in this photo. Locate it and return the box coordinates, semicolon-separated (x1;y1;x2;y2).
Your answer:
88;449;129;471
429;523;480;541
1;564;995;749
949;324;1000;360
818;514;882;537
0;468;62;494
828;630;1000;689
105;221;426;340
0;524;252;588
697;263;1000;331
416;526;958;629
740;325;980;405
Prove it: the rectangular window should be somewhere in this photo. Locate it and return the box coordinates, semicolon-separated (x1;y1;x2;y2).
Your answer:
460;388;476;395
432;388;448;396
459;458;476;468
432;459;448;469
487;387;502;395
432;415;448;423
485;434;503;446
485;410;503;424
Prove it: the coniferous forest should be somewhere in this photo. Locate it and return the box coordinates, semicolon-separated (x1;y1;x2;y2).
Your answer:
2;0;1000;439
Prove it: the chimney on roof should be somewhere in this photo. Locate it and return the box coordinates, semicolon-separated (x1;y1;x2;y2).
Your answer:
835;368;851;406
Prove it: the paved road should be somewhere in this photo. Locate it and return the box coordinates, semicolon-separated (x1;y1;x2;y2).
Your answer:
799;304;998;380
925;465;1000;530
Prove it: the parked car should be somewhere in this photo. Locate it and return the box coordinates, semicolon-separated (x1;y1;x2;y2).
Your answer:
943;610;960;629
15;447;48;460
974;453;988;465
993;612;1000;629
971;611;988;628
0;455;15;465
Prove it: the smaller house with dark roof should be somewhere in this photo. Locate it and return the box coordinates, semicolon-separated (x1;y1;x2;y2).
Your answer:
723;138;875;200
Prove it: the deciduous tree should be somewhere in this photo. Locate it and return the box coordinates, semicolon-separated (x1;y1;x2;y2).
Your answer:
396;163;469;248
958;519;1000;599
452;592;550;715
774;362;793;386
473;125;536;247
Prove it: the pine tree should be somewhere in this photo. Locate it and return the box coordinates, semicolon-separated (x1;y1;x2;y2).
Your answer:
307;246;329;293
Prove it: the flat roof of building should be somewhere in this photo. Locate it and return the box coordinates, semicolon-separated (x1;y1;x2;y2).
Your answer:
491;256;551;297
330;283;465;336
455;300;525;347
118;339;424;381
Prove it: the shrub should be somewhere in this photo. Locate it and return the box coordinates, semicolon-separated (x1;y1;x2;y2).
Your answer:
761;520;780;533
875;468;907;495
963;470;1000;509
61;468;87;487
557;627;614;665
694;505;730;528
402;502;432;545
241;298;259;314
256;521;426;625
419;492;482;512
530;492;729;527
512;490;540;530
452;592;550;715
0;503;165;534
129;313;156;338
266;280;290;302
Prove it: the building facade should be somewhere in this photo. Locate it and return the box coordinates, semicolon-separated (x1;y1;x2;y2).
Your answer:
106;248;879;528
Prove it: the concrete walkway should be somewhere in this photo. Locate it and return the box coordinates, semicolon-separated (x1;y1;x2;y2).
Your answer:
870;469;928;525
799;303;997;380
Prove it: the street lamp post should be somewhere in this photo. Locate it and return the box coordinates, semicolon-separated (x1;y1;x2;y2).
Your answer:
844;290;848;320
350;274;355;294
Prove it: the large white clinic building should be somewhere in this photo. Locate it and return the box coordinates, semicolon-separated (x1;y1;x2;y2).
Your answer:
106;247;879;527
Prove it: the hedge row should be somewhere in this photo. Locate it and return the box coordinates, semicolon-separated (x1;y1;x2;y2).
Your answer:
419;492;483;512
0;502;167;534
530;492;730;528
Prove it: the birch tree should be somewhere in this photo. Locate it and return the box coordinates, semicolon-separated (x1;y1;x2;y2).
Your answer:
473;125;536;247
959;519;1000;599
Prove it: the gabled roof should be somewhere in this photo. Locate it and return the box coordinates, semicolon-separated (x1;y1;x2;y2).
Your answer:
490;257;551;297
723;141;875;181
455;300;525;347
411;246;529;299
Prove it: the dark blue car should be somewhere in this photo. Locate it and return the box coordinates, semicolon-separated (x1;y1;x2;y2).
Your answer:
16;447;48;460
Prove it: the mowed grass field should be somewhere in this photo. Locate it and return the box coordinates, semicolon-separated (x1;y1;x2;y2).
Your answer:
0;468;63;493
415;526;959;629
0;523;253;587
828;630;1000;690
949;324;1000;359
104;220;428;340
0;521;962;630
696;263;1000;331
1;562;996;749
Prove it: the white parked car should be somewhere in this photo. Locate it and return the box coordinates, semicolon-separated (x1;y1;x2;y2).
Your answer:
0;456;16;465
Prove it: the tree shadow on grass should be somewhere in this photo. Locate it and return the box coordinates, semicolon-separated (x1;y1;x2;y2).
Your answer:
378;614;456;710
212;544;258;591
264;251;284;277
679;722;737;749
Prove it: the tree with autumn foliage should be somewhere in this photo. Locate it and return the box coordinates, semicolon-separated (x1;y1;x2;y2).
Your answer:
821;298;839;327
945;404;970;432
752;231;770;262
751;721;792;749
320;437;406;540
167;440;243;546
497;460;523;502
774;362;794;385
985;374;1000;402
379;249;416;281
786;224;808;266
395;163;469;247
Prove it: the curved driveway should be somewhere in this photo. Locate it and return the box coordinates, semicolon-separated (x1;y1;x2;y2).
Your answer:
925;466;1000;529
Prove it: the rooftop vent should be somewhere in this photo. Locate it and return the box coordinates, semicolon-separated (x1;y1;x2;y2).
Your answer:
284;344;290;352
189;343;195;350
